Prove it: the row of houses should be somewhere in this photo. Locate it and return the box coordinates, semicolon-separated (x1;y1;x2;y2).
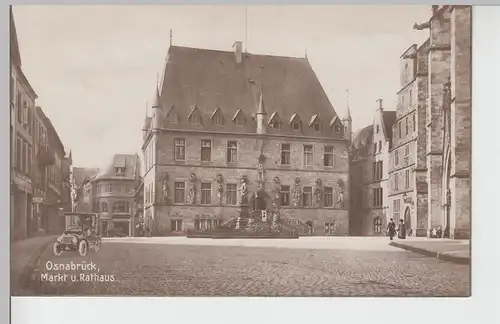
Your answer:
10;8;72;241
350;5;471;239
70;154;143;237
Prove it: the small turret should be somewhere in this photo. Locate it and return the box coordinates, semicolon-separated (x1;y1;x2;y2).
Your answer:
152;87;162;130
256;91;267;135
342;90;353;143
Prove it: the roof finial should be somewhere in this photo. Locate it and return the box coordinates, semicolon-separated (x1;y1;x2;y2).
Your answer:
169;29;172;47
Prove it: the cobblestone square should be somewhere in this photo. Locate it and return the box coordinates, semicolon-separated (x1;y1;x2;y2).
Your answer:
31;238;470;297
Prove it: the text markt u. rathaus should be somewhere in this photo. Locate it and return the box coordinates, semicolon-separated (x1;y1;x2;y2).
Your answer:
141;42;352;236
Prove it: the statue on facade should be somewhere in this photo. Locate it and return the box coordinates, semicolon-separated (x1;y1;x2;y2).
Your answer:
187;173;197;204
314;178;323;205
292;177;301;207
337;191;344;208
272;176;281;209
162;173;169;204
257;163;264;181
215;174;224;205
238;175;249;204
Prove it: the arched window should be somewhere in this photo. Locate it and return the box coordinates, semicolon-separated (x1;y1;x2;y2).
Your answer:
113;201;130;213
374;217;382;233
101;202;108;213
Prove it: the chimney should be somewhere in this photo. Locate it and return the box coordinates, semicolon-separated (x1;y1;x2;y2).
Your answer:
233;41;242;64
376;99;383;110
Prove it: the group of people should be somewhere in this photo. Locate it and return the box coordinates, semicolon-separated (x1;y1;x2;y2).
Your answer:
386;218;407;241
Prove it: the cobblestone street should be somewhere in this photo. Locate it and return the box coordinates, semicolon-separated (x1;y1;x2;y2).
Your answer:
31;238;470;297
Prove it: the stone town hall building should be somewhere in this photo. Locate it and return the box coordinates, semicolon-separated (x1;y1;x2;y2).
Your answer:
142;42;351;236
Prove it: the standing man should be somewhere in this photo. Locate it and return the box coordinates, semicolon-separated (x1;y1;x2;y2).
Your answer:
387;218;396;241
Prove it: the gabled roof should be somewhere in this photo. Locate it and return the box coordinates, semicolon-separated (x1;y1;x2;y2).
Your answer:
289;113;300;124
156;45;342;138
267;111;280;124
94;153;140;180
232;109;245;122
309;114;320;126
329;116;342;127
10;8;21;68
210;107;221;120
382;110;397;142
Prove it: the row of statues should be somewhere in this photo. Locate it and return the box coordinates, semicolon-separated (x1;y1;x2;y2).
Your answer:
159;171;344;208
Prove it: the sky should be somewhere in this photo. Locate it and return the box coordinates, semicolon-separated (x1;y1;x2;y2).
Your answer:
13;5;431;169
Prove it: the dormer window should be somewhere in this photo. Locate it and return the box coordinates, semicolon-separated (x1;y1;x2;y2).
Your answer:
335;125;341;133
270;120;280;129
188;105;202;125
213;114;223;126
210;107;224;126
115;167;125;175
313;123;321;131
232;109;245;126
293;121;300;130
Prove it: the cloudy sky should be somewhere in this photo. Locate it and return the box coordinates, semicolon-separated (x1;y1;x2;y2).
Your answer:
13;5;430;169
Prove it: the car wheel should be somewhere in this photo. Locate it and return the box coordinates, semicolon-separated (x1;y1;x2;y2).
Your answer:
78;240;88;257
53;242;63;256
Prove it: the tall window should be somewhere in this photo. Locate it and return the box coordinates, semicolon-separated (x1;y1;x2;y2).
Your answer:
405;169;410;188
101;202;108;212
303;145;313;166
376;125;380;133
374;217;382;233
324;187;333;207
393;199;401;221
324;146;334;167
405;144;410;157
409;90;413;108
394;149;399;166
226;183;237;205
280;185;290;206
10;74;14;103
17;92;22;124
174;182;185;203
413;113;416;132
398;121;402;139
22;140;27;173
201;140;211;162
27;145;32;176
281;144;291;165
373;142;377;154
201;183;211;205
174;138;185;161
16;136;21;170
302;186;312;207
227;141;237;163
394;173;399;191
325;221;335;235
405;117;409;135
372;187;383;207
378;141;382;153
171;220;183;232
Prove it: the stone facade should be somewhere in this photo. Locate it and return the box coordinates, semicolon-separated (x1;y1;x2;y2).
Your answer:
10;8;38;240
142;43;351;236
349;100;395;236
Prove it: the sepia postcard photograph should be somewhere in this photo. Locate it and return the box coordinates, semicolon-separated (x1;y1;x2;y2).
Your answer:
9;4;472;299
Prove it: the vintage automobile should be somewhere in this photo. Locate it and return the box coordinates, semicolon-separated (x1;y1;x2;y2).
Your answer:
53;212;102;257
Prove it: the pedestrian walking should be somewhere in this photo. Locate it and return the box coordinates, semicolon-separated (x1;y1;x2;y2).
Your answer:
398;219;407;239
387;218;396;241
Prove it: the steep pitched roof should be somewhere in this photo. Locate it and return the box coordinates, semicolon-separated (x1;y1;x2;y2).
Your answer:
157;45;342;138
72;167;99;188
95;153;140;180
36;106;65;156
10;8;21;68
382;110;397;141
352;125;373;150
